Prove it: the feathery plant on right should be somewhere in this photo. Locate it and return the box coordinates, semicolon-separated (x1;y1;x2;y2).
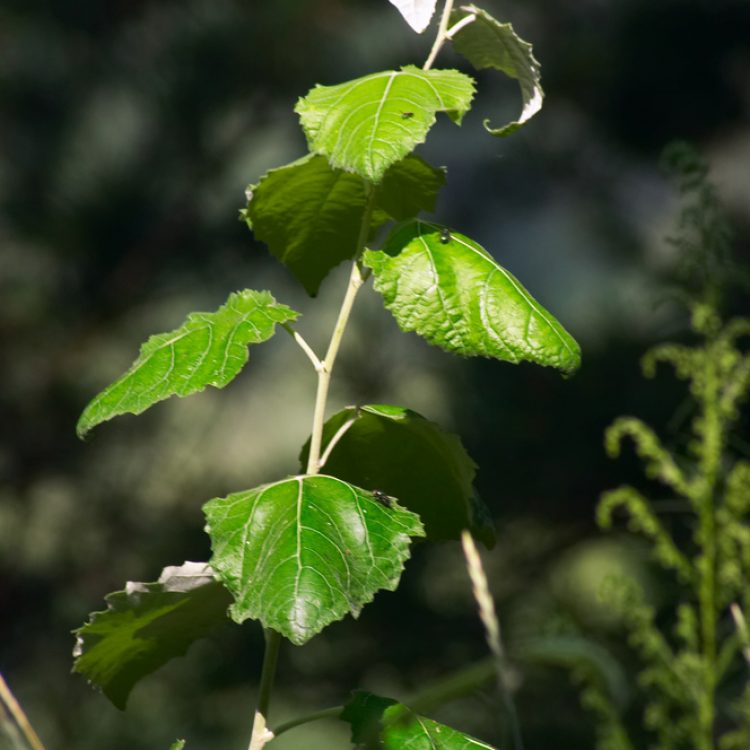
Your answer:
596;144;750;750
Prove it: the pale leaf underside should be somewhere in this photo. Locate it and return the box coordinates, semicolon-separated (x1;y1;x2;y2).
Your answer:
387;0;438;33
72;562;232;709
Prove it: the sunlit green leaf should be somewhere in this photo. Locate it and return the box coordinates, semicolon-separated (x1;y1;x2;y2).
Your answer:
77;290;298;437
450;4;543;136
342;690;497;749
388;0;438;33
169;741;186;750
72;562;232;709
203;475;424;646
243;155;445;295
364;220;580;374
296;66;475;183
299;404;494;547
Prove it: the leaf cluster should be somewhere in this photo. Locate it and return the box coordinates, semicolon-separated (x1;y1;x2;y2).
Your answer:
72;4;582;749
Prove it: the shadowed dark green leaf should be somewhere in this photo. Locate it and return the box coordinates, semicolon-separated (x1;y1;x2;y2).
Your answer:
72;562;232;709
342;690;497;749
450;4;543;136
364;220;580;374
203;475;424;646
299;404;494;547
295;65;474;182
77;290;298;437
243;155;445;295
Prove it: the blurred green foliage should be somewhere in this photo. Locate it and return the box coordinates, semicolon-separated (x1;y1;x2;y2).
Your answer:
1;1;749;748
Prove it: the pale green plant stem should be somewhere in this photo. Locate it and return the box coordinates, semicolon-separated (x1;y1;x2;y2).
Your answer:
248;186;375;750
695;348;721;750
0;673;46;750
252;8;457;743
319;413;358;469
423;0;455;71
306;186;375;474
282;324;322;371
248;630;281;750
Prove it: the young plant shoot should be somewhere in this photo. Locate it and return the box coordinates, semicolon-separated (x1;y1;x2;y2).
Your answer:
73;2;580;748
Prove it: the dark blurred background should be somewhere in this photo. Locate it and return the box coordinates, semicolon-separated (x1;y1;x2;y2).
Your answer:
1;0;749;748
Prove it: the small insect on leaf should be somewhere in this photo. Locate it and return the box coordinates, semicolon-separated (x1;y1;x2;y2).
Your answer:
372;489;393;508
440;227;451;244
401;111;414;119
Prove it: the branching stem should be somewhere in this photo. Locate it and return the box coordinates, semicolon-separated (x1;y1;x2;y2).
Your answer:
446;13;476;40
423;0;455;71
248;185;375;750
306;185;375;475
282;324;323;371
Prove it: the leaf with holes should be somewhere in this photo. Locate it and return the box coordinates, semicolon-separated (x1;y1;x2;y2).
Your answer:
77;290;298;437
72;562;232;709
342;690;497;749
203;475;425;646
299;404;494;547
295;66;475;183
364;220;580;374
387;0;438;33
242;154;445;295
450;4;543;136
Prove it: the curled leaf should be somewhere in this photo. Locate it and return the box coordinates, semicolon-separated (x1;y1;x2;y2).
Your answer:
450;4;543;136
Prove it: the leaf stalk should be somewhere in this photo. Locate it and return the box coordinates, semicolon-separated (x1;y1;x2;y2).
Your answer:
319;413;359;470
271;705;343;738
282;324;323;372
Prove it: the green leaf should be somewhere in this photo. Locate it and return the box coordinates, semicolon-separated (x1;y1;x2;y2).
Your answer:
295;66;475;183
169;742;186;750
364;220;581;375
342;690;497;749
450;4;543;136
72;562;232;709
299;404;494;547
77;290;298;437
203;475;425;646
243;155;445;295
